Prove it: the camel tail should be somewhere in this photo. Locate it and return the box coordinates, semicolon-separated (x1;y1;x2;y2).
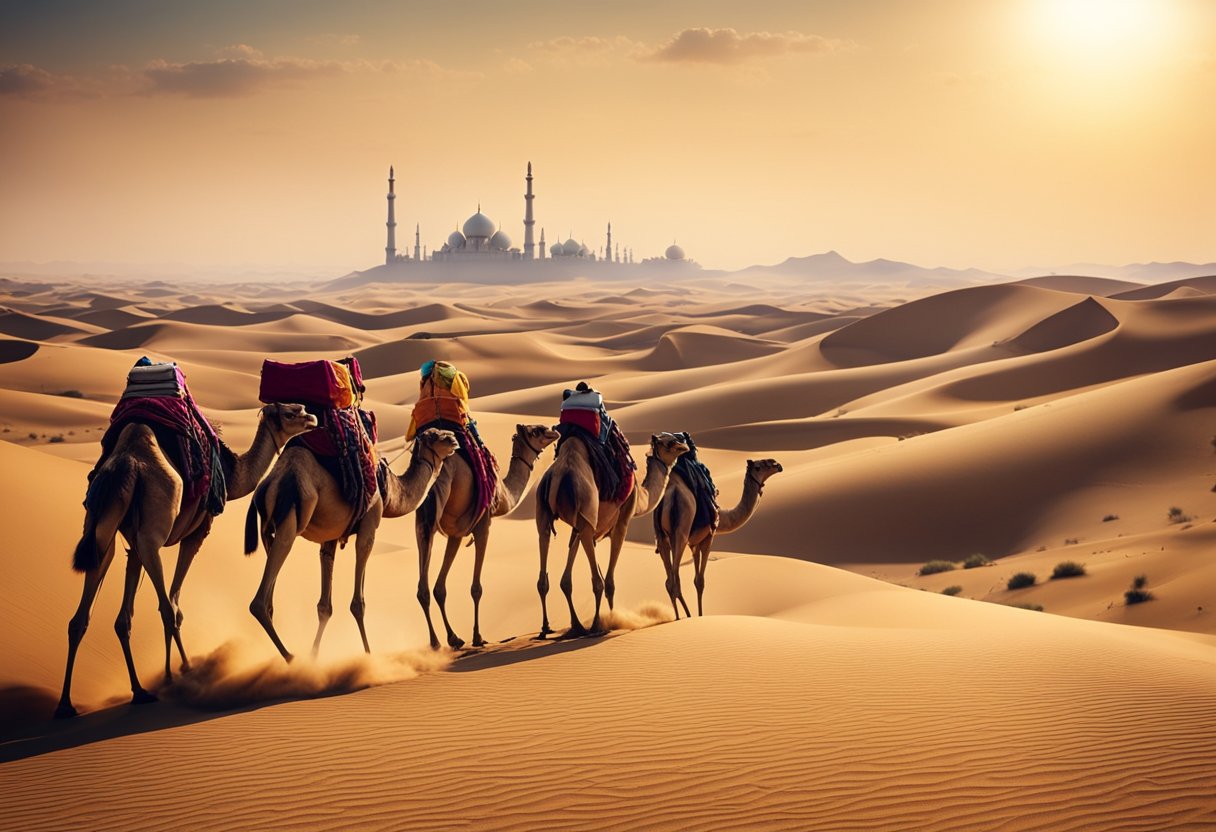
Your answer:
244;484;265;555
74;455;139;572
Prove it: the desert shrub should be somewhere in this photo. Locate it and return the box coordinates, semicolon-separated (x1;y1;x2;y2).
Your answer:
1007;572;1037;590
963;553;991;569
941;585;963;596
1051;561;1086;579
919;560;956;576
1125;574;1154;605
48;435;65;443
1102;514;1119;522
1167;507;1193;525
1012;603;1044;612
27;432;36;440
57;390;84;398
1064;538;1080;546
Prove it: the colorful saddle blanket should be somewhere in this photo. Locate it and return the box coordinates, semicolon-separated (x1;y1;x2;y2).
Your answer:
95;358;226;516
417;417;498;523
554;419;636;504
287;404;378;532
664;432;719;534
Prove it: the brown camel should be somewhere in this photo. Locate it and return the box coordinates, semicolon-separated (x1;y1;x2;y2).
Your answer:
416;423;559;650
55;402;319;719
244;427;459;661
535;432;689;638
656;457;783;618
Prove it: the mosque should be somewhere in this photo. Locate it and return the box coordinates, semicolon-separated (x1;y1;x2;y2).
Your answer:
381;163;693;271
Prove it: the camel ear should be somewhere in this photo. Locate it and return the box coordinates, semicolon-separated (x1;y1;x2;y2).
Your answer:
516;423;525;434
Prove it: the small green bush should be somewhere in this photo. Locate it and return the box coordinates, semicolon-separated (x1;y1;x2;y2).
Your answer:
962;554;991;569
1125;574;1154;605
1012;603;1044;612
1051;561;1086;579
1007;572;1037;590
919;560;956;576
941;585;963;596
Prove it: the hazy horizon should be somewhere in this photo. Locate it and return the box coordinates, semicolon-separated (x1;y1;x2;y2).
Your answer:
2;0;1213;272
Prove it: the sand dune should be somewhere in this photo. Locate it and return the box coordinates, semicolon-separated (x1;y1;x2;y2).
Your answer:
2;269;1216;831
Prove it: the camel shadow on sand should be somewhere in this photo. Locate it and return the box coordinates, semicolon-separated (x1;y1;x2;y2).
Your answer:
0;629;618;764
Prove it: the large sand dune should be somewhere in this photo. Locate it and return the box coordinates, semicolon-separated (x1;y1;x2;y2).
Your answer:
1;271;1215;830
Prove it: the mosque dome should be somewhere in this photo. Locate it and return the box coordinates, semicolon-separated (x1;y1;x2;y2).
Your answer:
550;243;564;256
490;229;512;250
447;230;467;249
463;211;497;239
562;238;581;256
578;244;590;257
665;244;686;261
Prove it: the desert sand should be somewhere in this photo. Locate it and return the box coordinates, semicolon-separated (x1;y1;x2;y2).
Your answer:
2;269;1215;830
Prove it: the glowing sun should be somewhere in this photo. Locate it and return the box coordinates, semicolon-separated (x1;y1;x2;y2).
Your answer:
1033;0;1177;61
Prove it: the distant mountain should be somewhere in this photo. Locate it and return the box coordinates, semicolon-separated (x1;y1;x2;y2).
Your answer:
731;251;1009;284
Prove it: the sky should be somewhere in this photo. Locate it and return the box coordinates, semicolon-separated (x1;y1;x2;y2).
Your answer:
1;0;1213;273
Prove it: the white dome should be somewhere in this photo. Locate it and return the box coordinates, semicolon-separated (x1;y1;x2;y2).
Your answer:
550;243;563;256
562;238;581;256
448;230;466;249
665;244;686;261
490;229;512;250
578;244;590;257
463;211;497;239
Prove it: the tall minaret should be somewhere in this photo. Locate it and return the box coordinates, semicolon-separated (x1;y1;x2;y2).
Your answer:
385;166;397;266
539;227;547;260
615;242;620;263
606;222;612;264
414;223;421;262
523;161;536;260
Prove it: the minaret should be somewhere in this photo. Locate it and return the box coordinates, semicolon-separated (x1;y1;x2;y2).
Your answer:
606;222;612;264
616;242;620;263
539;227;547;260
523;162;536;260
414;223;420;262
385;166;397;266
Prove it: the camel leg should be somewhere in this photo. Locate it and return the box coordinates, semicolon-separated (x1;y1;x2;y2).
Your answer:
655;536;681;620
130;527;183;685
559;529;588;637
55;539;118;719
416;514;443;650
694;540;712;616
604;517;628;611
433;534;465;649
168;525;207;671
115;549;158;704
470;513;491;647
671;527;692;619
310;540;337;659
581;528;607;635
249;518;297;662
535;511;554;639
350;511;379;654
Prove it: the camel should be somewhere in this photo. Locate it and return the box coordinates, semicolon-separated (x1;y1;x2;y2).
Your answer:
655;457;783;618
416;423;559;650
244;427;459;661
55;402;319;719
535;431;689;638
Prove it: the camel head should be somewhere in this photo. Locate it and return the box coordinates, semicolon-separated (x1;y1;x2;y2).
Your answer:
514;423;559;456
745;458;784;492
649;432;690;468
415;427;460;467
261;402;319;445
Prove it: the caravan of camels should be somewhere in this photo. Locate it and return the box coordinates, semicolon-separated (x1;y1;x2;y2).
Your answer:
55;356;781;719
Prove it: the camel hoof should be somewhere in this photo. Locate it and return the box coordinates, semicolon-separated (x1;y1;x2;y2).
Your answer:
447;635;466;650
429;639;442;651
472;636;487;648
588;626;608;637
132;689;158;706
53;702;78;720
283;652;295;665
559;626;588;641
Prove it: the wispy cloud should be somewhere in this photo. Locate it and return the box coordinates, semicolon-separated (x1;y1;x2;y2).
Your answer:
526;34;647;66
142;55;344;97
644;27;853;65
0;64;55;98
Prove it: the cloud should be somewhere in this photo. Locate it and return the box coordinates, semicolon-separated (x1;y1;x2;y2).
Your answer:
526;34;647;65
0;64;56;98
142;55;344;97
645;27;852;65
